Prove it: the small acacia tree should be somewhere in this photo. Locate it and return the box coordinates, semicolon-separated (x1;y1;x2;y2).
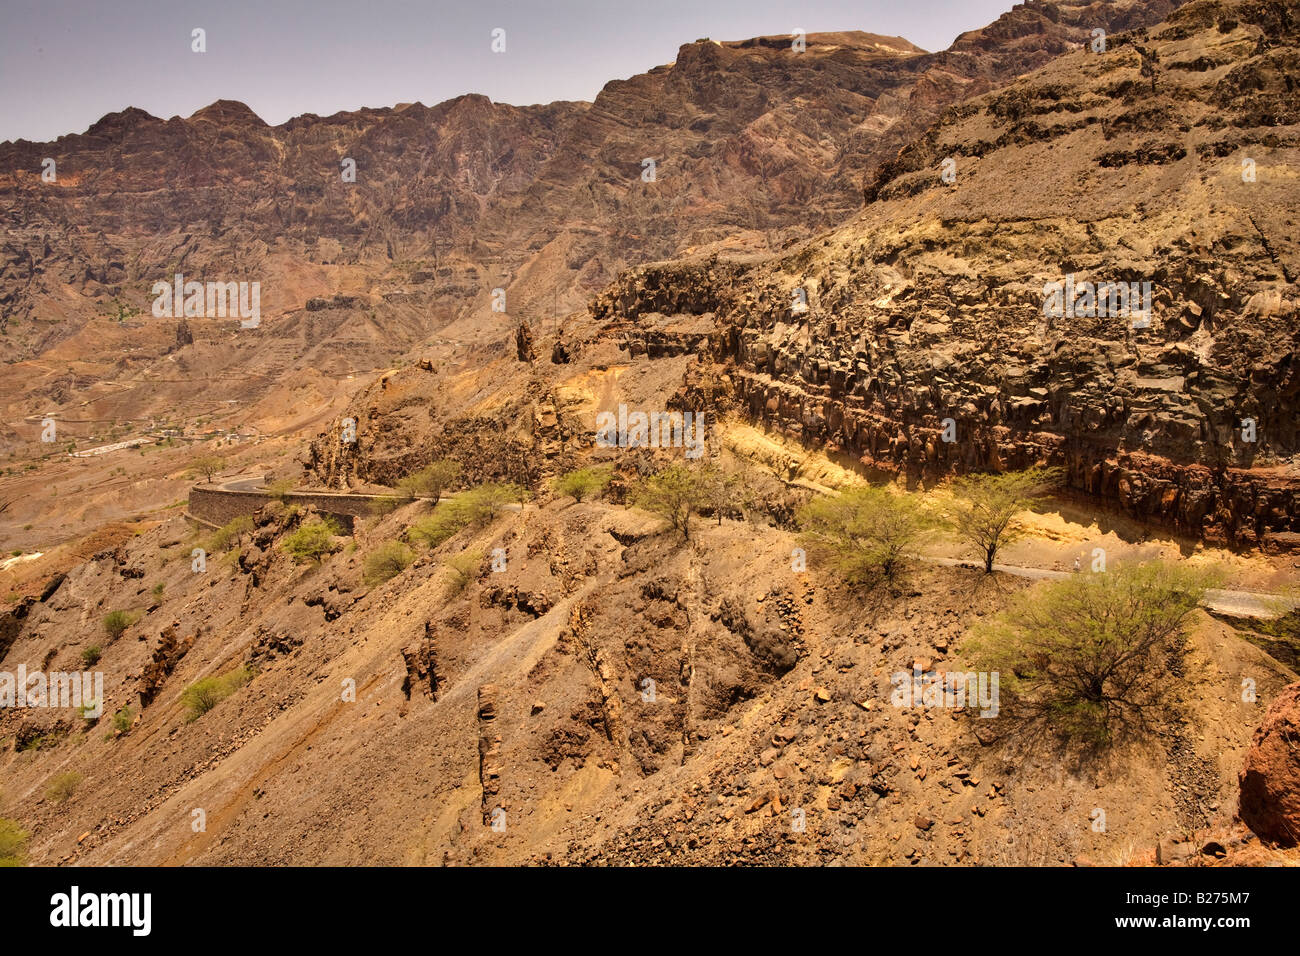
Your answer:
207;515;253;553
797;485;933;586
966;562;1214;747
699;464;743;526
631;464;709;540
192;455;225;483
396;459;462;503
551;465;613;503
948;467;1063;572
459;482;527;522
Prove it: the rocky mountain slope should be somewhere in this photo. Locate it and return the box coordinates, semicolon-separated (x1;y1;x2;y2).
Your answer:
0;1;1190;449
587;0;1300;547
4;0;1300;869
306;0;1297;548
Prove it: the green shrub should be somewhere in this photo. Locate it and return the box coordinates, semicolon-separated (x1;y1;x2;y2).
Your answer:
282;518;342;563
396;459;462;501
406;483;525;549
0;818;28;867
151;582;165;603
102;610;139;641
368;495;404;517
967;562;1215;746
552;465;614;503
207;515;253;552
266;478;295;502
407;509;471;549
17;729;64;752
110;705;135;735
181;666;253;722
445;549;484;595
80;645;102;667
797;485;935;586
46;771;83;803
363;541;415;585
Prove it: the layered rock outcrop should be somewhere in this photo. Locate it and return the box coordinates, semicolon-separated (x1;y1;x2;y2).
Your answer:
590;0;1300;547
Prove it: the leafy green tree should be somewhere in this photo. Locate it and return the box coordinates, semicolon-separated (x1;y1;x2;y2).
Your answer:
797;485;933;585
966;562;1215;746
631;465;709;540
948;467;1063;572
192;455;225;483
551;465;614;503
396;459;462;502
282;517;342;563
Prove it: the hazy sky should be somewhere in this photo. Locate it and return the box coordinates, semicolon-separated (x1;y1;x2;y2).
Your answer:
1;0;1014;143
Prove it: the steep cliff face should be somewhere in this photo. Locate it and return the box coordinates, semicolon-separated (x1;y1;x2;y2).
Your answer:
591;0;1300;548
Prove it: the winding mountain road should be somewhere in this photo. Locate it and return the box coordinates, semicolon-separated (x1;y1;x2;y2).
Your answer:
926;557;1295;619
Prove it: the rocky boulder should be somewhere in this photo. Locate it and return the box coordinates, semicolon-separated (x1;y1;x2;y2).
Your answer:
1238;680;1300;846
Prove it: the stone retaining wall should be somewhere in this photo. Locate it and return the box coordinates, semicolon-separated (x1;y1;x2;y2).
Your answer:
187;485;407;532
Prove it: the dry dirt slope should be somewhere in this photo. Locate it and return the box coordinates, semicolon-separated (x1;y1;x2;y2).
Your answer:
0;488;1293;866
